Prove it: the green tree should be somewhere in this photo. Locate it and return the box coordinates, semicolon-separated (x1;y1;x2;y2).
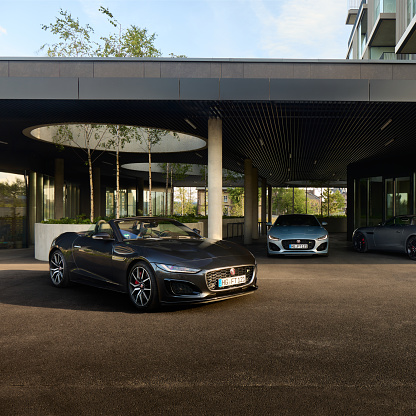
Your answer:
103;125;142;218
272;187;307;215
322;189;346;216
40;7;161;58
52;124;108;221
227;187;244;216
160;163;192;215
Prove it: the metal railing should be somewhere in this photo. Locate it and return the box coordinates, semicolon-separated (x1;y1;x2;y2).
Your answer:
348;0;365;9
348;0;367;47
226;222;244;239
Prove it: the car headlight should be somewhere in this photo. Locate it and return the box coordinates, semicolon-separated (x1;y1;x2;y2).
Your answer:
157;264;201;274
268;234;280;241
317;234;328;241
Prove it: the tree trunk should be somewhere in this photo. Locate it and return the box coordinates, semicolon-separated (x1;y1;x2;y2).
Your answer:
148;142;152;217
116;147;120;218
88;148;94;222
165;162;169;215
170;166;174;215
204;168;207;215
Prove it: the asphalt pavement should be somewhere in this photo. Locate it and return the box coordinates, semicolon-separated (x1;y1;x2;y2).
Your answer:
1;234;416;415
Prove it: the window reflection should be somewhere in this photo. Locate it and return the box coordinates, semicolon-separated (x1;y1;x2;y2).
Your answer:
0;173;27;249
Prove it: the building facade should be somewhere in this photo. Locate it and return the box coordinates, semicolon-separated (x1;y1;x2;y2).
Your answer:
347;0;416;60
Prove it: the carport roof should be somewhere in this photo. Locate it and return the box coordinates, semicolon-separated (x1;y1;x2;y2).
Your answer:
2;57;416;186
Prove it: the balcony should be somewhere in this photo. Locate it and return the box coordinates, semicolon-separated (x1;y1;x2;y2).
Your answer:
347;0;366;25
396;14;416;54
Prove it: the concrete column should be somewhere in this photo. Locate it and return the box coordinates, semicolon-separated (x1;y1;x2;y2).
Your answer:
268;185;272;223
208;118;223;240
93;166;101;219
28;172;37;245
36;173;43;223
54;158;64;220
252;167;259;240
244;159;253;245
261;178;267;235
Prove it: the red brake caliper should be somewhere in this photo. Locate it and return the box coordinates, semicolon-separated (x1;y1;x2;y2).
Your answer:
135;269;141;285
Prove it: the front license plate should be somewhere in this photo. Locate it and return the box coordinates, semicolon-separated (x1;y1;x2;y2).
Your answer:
218;275;246;288
289;244;308;249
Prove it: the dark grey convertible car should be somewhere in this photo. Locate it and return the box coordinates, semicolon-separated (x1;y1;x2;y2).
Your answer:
352;215;416;260
49;217;257;311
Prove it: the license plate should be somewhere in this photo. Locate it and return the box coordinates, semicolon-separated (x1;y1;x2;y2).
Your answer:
218;275;246;288
289;244;308;249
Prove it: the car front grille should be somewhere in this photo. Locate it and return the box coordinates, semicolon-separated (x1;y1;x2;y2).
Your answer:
282;239;315;250
205;265;255;291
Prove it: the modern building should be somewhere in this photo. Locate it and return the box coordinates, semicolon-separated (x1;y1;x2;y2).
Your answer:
346;1;416;233
347;0;416;60
2;53;416;248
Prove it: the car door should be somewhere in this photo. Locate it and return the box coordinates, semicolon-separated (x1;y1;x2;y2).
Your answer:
72;222;115;287
373;217;406;251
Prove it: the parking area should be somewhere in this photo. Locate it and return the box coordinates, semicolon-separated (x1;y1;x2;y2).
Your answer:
1;234;416;415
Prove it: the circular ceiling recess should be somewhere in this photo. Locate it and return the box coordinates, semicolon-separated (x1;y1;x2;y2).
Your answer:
121;163;205;175
24;124;206;153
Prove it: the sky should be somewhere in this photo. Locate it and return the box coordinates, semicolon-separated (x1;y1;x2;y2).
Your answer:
0;0;352;59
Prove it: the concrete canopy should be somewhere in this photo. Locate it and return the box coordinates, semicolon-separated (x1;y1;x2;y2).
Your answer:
2;57;416;187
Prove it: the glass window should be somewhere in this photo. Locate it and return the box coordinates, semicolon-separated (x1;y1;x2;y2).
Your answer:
0;173;27;249
386;178;394;218
43;176;54;221
355;179;368;228
396;177;411;216
369;177;383;226
408;0;416;25
106;188;115;217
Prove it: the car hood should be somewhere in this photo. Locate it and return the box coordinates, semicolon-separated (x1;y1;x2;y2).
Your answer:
125;238;255;269
268;225;327;239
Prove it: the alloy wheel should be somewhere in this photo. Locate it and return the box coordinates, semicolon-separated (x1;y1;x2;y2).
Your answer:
129;265;153;308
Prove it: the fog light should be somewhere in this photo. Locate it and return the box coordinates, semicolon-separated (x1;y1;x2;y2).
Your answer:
317;242;327;251
170;281;198;295
269;243;280;252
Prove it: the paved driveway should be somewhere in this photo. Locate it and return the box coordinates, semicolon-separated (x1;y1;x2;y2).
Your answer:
1;235;416;415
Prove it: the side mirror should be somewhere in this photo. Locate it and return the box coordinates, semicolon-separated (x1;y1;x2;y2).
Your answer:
193;228;201;235
92;232;114;240
321;222;328;226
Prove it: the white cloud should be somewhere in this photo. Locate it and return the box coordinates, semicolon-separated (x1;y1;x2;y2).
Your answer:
252;0;350;59
0;26;7;35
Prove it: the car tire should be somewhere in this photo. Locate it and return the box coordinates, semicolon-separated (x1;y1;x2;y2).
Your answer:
49;250;70;287
128;262;159;312
406;236;416;261
352;232;368;253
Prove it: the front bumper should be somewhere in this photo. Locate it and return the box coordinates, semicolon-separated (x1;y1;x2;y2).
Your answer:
267;237;328;256
153;263;258;305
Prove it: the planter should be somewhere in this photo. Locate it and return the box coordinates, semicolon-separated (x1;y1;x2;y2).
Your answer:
35;223;91;261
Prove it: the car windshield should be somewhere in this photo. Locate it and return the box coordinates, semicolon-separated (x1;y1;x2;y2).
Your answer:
274;214;320;227
115;219;201;240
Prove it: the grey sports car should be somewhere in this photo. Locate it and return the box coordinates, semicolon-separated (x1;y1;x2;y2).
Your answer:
49;217;258;311
267;214;329;257
352;215;416;260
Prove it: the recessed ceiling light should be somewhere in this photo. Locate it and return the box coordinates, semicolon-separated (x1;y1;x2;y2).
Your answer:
185;118;197;129
0;141;8;145
381;119;392;131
